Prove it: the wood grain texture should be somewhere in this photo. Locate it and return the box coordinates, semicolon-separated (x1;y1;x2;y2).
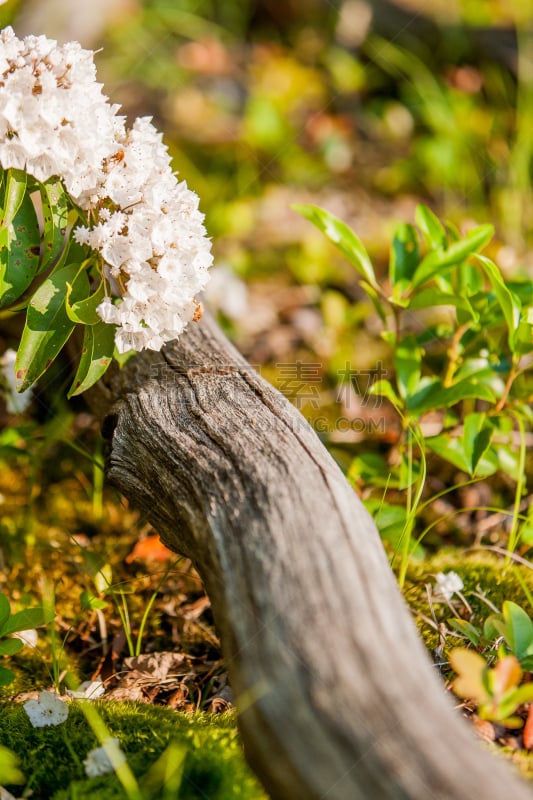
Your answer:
95;313;531;799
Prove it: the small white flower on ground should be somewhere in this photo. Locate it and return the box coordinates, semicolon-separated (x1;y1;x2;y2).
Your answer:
23;690;69;727
434;571;464;600
12;628;38;648
0;350;32;414
67;679;105;699
83;738;126;778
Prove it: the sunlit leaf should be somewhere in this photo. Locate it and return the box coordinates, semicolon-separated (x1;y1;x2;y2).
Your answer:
415;204;447;250
395;335;422;400
292;203;379;288
502;601;533;661
407;287;477;320
0;168;27;230
0;191;40;309
389;223;419;293
68;320;115;397
15;262;89;392
369;378;401;408
39;178;69;272
65;275;104;325
475;255;521;349
412;224;493;288
450;648;489;704
0;638;24;656
463;412;493;476
0;605;53;636
407;377;495;415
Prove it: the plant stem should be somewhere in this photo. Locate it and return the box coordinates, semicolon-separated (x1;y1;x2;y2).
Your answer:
495;354;519;412
506;412;527;563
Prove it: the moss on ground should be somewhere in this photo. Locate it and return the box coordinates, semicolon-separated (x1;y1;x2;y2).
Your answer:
0;701;267;799
404;550;533;658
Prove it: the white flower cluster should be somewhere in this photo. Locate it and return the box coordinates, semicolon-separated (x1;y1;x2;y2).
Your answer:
0;27;212;352
434;571;464;601
74;116;212;352
0;27;122;206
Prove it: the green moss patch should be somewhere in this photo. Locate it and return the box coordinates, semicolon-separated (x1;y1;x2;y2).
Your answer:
0;701;267;799
404;550;533;657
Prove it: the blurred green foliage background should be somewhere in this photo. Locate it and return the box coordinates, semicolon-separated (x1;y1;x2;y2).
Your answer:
0;0;532;642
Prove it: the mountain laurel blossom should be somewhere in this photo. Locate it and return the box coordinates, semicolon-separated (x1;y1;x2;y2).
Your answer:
67;679;105;699
23;690;69;727
434;571;464;600
83;738;126;778
0;27;212;353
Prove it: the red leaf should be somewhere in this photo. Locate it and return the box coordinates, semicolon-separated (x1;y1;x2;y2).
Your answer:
125;534;174;564
523;705;533;750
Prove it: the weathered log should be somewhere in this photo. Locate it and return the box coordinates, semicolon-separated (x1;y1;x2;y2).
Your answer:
92;312;531;800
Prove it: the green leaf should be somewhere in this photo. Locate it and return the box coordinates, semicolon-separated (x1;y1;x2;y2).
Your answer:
412;224;494;288
502;601;533;661
426;434;470;473
0;191;40;308
0;606;54;636
363;498;421;553
0;594;10;630
0;666;15;685
425;433;498;477
513;320;533;355
39;178;69;272
369;378;402;409
449;618;481;647
475;255;521;349
360;279;386;322
65;275;104;325
0;168;27;230
0;744;25;785
389;223;419;292
348;452;399;488
292;203;378;288
0;638;24;656
15;263;89;392
502;683;533;707
80;590;108;611
463;413;493;476
407;287;477;319
415;204;447;250
68;320;115;397
457;262;483;297
395;334;422;400
407;377;495;415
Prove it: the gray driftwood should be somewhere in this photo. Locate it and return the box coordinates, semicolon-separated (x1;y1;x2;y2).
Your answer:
92;313;531;800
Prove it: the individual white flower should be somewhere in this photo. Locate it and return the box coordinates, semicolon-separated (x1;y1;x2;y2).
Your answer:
434;571;464;600
23;690;69;728
11;628;38;648
67;679;105;699
83;738;126;778
0;349;32;413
